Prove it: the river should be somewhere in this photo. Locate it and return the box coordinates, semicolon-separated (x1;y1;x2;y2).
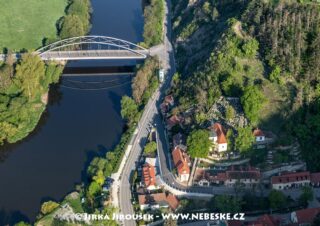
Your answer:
0;0;143;224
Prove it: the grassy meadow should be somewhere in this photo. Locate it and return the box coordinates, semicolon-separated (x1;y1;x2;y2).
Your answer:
0;0;67;51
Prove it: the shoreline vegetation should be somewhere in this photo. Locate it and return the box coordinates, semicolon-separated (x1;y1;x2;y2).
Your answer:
140;0;165;48
34;56;160;226
10;0;163;224
0;0;92;147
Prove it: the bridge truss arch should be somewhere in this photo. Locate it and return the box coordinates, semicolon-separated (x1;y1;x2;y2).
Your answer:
36;36;149;60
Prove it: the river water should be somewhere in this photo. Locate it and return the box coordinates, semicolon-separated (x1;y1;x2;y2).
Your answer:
0;0;143;224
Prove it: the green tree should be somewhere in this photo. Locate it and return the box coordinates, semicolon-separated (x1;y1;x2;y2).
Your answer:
14;222;31;226
226;129;235;152
202;2;211;15
225;105;235;121
60;15;85;39
235;126;255;153
268;190;287;210
242;38;259;58
299;186;313;206
120;96;139;124
187;129;211;158
142;0;164;47
88;181;101;198
164;218;178;226
40;201;59;215
93;170;105;186
211;7;219;21
212;195;242;213
144;141;157;154
67;0;91;33
15;53;45;99
241;85;266;124
269;65;281;83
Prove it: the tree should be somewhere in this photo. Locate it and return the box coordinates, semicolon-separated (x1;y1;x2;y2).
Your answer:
211;195;242;213
120;96;139;124
0;64;13;92
14;222;31;226
164;218;177;226
211;7;219;21
269;65;281;83
144;141;157;154
187;129;211;158
67;0;91;33
235;126;255;153
93;170;105;186
88;181;101;198
225;105;235;121
241;86;266;124
40;201;59;215
242;38;259;58
15;53;46;99
268;190;287;210
299;186;313;206
59;15;85;39
202;2;211;15
226;129;235;152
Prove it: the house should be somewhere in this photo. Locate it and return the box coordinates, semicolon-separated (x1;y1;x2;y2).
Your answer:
166;115;183;130
271;171;310;190
138;193;168;210
164;95;174;106
145;157;157;168
160;102;170;115
165;193;180;210
208;123;227;152
138;193;179;211
213;166;261;188
253;128;266;142
290;207;320;225
160;95;174;116
248;214;280;226
172;146;190;182
142;163;157;190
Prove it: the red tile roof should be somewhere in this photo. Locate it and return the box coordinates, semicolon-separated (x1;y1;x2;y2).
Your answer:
214;167;261;182
164;95;174;105
213;123;227;144
271;171;310;185
172;147;190;175
253;128;265;137
138;193;179;210
142;163;156;188
138;193;166;205
294;207;320;224
166;115;181;128
166;194;180;210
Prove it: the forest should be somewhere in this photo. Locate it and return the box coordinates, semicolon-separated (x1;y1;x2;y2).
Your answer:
0;53;63;145
170;0;320;169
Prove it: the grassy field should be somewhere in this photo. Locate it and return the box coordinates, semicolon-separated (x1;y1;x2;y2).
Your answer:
0;0;67;51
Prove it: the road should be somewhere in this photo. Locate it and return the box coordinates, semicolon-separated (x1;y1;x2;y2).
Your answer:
118;0;175;225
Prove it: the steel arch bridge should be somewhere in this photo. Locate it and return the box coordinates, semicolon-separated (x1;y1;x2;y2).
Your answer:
35;36;150;61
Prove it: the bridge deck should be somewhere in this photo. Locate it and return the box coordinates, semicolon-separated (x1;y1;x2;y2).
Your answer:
40;49;149;60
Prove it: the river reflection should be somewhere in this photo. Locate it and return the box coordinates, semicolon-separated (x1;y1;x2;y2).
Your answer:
0;0;144;223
